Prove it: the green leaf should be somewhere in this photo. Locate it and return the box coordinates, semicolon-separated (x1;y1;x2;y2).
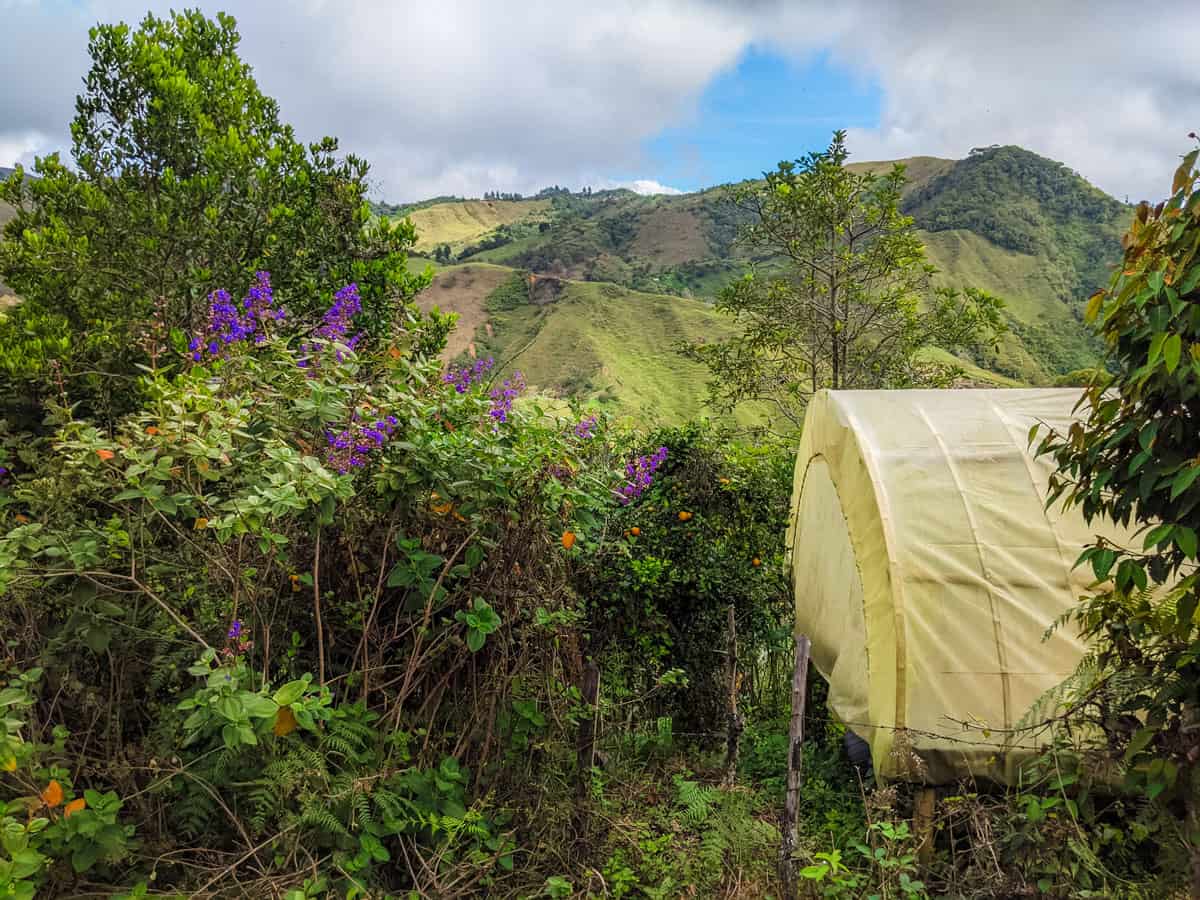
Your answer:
1126;726;1156;761
1148;332;1167;365
466;629;485;653
242;694;278;719
1091;548;1117;581
1144;523;1175;550
1176;527;1198;560
216;694;244;722
1164;334;1183;373
1170;465;1200;500
273;680;307;706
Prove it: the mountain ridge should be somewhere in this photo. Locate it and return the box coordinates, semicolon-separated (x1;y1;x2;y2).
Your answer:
393;144;1129;395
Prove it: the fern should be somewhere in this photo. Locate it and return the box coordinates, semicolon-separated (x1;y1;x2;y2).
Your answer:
672;775;718;827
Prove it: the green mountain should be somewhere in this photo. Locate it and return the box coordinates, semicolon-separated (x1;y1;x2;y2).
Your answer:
399;145;1130;418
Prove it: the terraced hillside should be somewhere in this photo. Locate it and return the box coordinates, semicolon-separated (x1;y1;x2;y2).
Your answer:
398;146;1131;386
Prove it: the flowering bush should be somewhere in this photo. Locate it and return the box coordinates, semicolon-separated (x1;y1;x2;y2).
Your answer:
0;272;631;895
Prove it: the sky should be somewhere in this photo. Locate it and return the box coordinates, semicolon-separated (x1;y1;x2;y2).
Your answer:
1;0;1197;203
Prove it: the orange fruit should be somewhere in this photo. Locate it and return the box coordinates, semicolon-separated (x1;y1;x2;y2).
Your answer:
630;527;641;536
562;531;576;550
752;558;762;567
678;511;692;522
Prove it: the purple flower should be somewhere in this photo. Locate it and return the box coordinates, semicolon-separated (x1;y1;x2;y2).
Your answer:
187;272;283;363
618;446;668;504
489;371;525;425
316;283;362;342
227;619;243;640
298;284;365;373
324;411;399;473
443;357;494;393
573;415;598;440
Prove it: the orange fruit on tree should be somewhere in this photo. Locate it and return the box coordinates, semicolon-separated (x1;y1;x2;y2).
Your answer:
752;558;762;567
678;511;692;522
630;527;641;536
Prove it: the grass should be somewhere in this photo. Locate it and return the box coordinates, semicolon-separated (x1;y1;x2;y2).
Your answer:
402;199;548;252
472;279;767;427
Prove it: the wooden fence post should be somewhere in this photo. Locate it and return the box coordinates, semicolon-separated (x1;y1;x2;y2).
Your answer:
721;604;744;788
779;634;811;897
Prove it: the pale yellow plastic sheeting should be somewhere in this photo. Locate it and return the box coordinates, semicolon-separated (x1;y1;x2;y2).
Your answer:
786;389;1137;785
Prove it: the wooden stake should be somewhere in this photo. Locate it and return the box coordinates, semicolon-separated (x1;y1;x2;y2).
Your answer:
722;604;744;788
779;634;811;897
914;787;937;867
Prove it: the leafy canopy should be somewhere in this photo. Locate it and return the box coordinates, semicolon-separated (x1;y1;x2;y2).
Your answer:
0;9;435;419
1034;142;1200;883
691;130;1005;429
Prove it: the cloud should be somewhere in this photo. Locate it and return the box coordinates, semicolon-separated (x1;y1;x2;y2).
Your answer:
1;0;1197;202
751;0;1200;202
602;179;686;195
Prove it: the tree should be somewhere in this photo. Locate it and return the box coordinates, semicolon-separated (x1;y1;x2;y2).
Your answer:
0;10;432;420
691;131;1004;430
1034;142;1200;892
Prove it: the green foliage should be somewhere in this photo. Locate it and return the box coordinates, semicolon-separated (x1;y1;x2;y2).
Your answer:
0;668;134;898
1033;141;1200;895
581;423;792;733
906;145;1127;294
485;268;533;312
0;9;431;420
691;130;1006;428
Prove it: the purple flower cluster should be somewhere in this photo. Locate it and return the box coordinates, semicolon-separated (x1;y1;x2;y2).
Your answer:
316;283;363;342
324;413;400;474
618;446;668;504
572;415;598;440
227;619;243;640
443;357;495;393
188;272;284;362
299;283;365;371
489;372;525;425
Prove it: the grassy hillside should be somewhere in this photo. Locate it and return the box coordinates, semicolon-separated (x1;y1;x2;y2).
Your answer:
406;198;549;253
394;145;1131;386
469;273;765;426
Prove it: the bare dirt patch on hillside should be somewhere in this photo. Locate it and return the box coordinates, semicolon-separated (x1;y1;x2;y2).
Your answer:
417;264;512;360
628;204;709;267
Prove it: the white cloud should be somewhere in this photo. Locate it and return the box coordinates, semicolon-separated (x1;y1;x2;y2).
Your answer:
751;0;1200;203
1;0;1197;202
601;179;686;195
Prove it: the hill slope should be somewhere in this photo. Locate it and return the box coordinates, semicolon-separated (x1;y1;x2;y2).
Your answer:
398;145;1130;388
471;272;763;426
